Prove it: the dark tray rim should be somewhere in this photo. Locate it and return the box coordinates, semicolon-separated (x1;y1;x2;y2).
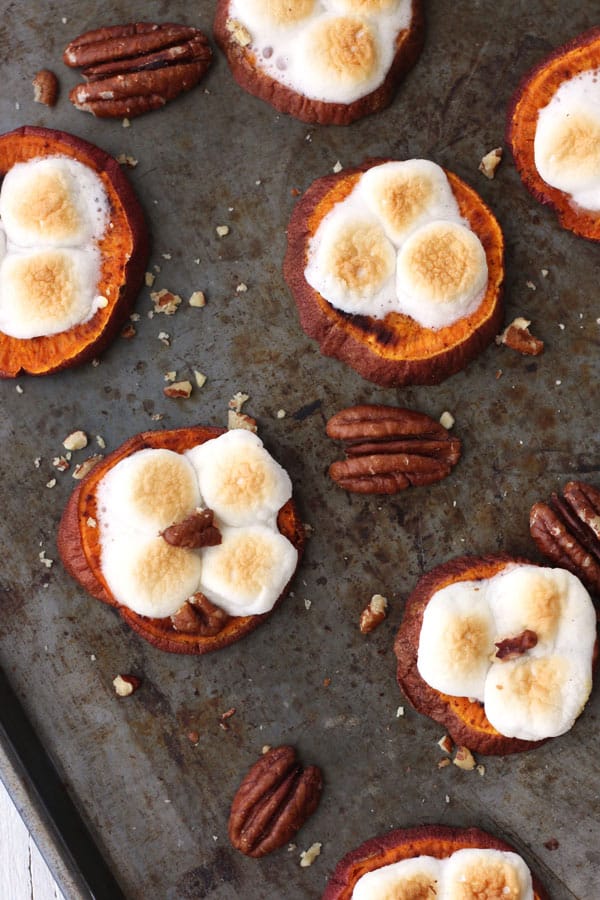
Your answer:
0;665;126;900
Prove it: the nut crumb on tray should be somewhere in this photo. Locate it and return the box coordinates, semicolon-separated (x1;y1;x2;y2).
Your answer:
496;317;544;356
478;147;503;179
72;455;103;480
63;430;88;451
32;69;59;106
453;746;477;771
113;674;141;697
151;289;182;315
300;842;322;868
189;291;206;307
359;594;388;633
163;381;193;399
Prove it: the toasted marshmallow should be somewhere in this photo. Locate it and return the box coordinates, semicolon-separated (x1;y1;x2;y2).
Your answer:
417;581;495;701
101;534;203;619
97;448;201;534
418;563;596;741
228;0;411;104
242;0;317;28
485;654;592;741
305;207;397;317
0;156;109;247
297;16;380;101
443;848;533;900
0;248;102;338
187;429;292;527
332;0;399;11
534;69;600;211
200;524;298;616
352;855;441;899
396;220;488;328
359;159;461;245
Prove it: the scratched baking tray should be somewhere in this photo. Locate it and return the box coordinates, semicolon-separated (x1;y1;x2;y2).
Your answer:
1;2;599;898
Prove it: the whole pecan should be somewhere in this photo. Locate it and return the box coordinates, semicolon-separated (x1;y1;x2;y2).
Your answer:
161;508;221;549
170;592;229;636
530;480;600;595
64;22;212;118
229;746;323;858
326;404;461;494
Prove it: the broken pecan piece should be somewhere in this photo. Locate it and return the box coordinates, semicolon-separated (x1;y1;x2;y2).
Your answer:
229;745;323;858
326;405;461;494
170;592;230;636
495;629;538;660
161;508;221;549
64;22;212;118
496;317;544;356
530;481;600;596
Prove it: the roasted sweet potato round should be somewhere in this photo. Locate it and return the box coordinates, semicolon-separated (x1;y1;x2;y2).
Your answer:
507;27;600;241
58;425;305;654
0;126;149;376
213;1;425;125
284;159;504;387
395;554;563;755
322;824;549;900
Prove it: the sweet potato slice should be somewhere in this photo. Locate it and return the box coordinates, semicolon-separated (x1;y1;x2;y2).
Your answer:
213;1;425;126
0;126;149;376
58;426;305;654
322;824;549;900
394;554;549;755
284;159;504;386
507;27;600;241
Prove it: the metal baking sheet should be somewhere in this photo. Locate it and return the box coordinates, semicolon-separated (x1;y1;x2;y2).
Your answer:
1;2;599;897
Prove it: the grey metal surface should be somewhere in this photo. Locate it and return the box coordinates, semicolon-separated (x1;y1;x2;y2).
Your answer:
1;1;599;898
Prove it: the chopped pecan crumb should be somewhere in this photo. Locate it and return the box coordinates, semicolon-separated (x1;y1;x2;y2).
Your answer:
359;594;388;633
216;224;230;237
438;734;454;754
151;288;182;315
116;153;138;168
300;842;322;868
194;370;207;388
63;430;88;451
478;147;503;179
52;455;70;472
544;837;560;851
228;410;257;432
113;674;141;697
163;380;192;399
495;629;538;660
453;746;476;771
439;410;455;430
144;271;155;287
496;317;544;356
121;323;136;339
226;18;252;47
189;290;206;307
32;69;59;106
72;454;103;480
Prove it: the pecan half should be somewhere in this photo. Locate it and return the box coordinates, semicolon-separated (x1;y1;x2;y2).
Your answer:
161;509;221;549
229;746;323;858
64;22;212;118
530;480;600;595
170;592;230;636
495;629;538;660
326;405;461;494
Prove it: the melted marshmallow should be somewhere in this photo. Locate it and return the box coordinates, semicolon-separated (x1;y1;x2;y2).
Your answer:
417;563;596;741
535;67;600;210
0;156;110;338
305;159;488;327
228;0;412;104
96;433;296;620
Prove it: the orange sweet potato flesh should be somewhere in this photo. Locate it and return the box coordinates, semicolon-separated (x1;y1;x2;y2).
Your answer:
394;554;548;755
0;126;149;376
213;1;425;126
284;159;504;387
507;27;600;241
57;426;305;654
322;824;549;899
